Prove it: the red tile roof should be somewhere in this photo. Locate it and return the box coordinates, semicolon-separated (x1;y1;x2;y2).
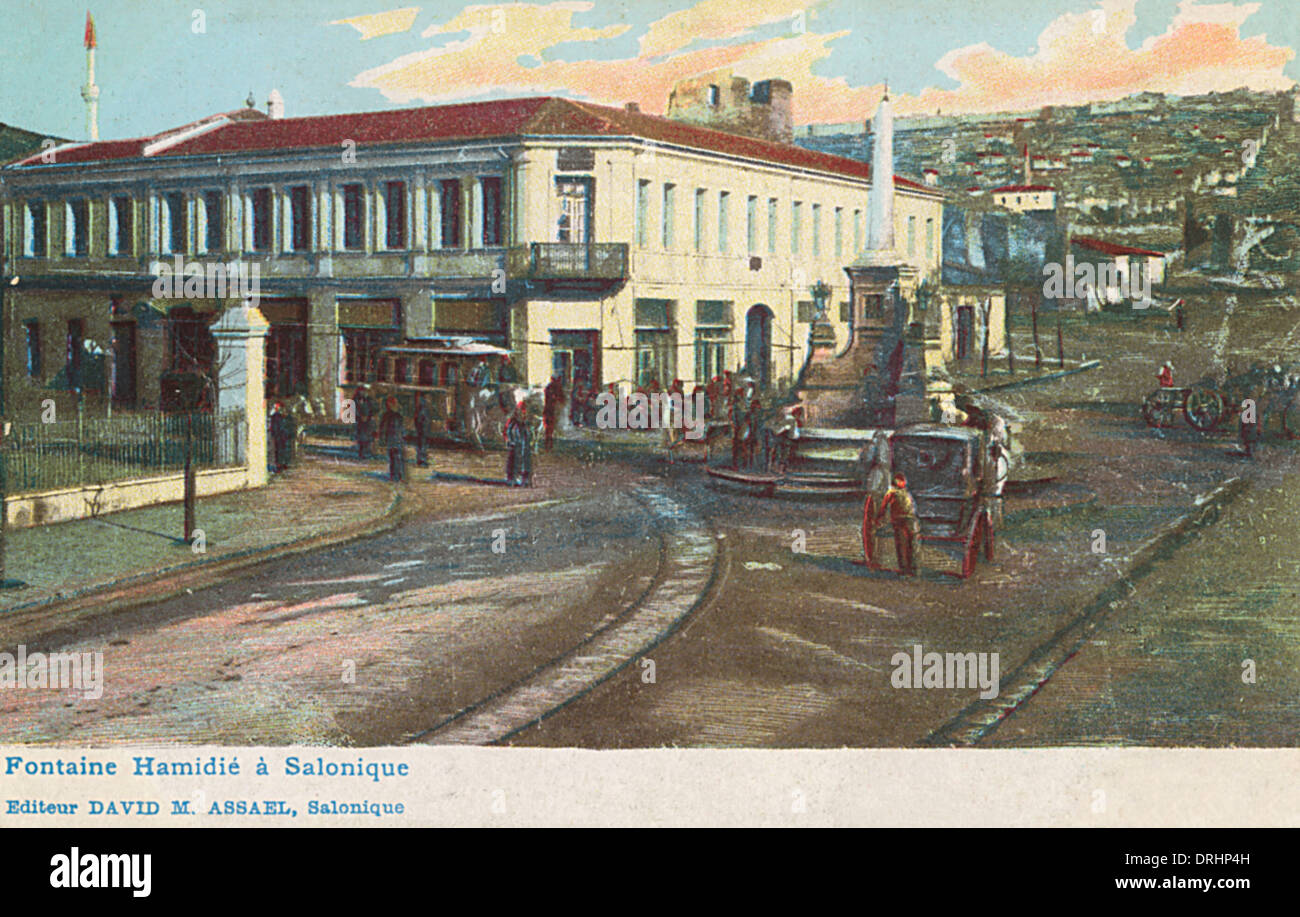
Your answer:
11;108;267;165
1072;235;1165;258
8;96;935;192
992;184;1054;192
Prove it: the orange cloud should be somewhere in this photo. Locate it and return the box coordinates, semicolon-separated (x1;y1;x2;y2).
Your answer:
342;0;1296;125
637;0;820;58
904;0;1295;117
331;6;421;41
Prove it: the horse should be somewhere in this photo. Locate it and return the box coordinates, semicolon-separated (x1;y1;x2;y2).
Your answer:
463;384;545;451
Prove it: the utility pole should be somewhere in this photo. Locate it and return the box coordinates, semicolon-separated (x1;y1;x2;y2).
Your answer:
183;410;196;544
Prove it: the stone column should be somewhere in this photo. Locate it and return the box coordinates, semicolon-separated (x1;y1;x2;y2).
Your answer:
460;177;473;249
211;302;270;488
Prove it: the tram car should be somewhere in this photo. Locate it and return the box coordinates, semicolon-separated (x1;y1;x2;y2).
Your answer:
362;338;514;442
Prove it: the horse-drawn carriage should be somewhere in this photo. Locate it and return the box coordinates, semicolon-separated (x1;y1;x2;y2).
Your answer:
1141;361;1300;436
872;425;997;579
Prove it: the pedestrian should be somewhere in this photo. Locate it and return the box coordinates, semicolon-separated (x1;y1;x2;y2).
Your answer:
543;374;564;451
1157;360;1174;388
379;395;406;482
505;400;533;486
1173;299;1186;331
987;441;1009;527
765;404;802;473
874;473;921;576
269;402;292;472
497;354;520;384
467;359;491;389
860;431;891;569
354;384;375;459
569;379;586;429
743;397;763;469
414;394;433;467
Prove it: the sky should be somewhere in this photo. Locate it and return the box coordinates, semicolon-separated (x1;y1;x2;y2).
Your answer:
0;0;1295;141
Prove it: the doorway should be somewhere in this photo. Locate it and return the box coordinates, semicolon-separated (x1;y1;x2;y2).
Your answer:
745;304;773;387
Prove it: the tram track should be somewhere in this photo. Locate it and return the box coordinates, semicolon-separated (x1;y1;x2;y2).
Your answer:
408;484;720;745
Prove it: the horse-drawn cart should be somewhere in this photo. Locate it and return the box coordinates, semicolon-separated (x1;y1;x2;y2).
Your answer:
1141;362;1300;435
873;425;996;579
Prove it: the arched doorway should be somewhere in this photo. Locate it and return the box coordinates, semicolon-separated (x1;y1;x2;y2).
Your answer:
745;304;773;387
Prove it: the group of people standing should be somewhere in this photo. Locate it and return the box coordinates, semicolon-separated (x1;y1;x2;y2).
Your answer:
350;382;534;487
350;384;439;482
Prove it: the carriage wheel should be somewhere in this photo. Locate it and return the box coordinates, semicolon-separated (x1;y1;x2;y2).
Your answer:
861;495;879;568
1141;392;1177;428
1283;398;1300;440
1183;387;1224;431
960;524;980;579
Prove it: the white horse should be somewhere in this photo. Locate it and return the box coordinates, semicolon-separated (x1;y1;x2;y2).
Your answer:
464;384;545;451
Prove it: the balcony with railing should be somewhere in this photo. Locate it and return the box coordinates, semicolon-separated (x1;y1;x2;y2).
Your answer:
507;242;629;282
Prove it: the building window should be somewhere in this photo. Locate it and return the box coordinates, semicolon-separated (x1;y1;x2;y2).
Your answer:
694;188;705;252
289;185;313;252
554;177;590;244
767;198;777;254
163;192;185;254
67;199;90;257
439;179;461;249
834;207;843;258
717;191;729;253
203;191;223;253
25;201;47;257
109;196;133;256
791;201;802;254
907;215;916;256
636;180;650;248
796;300;817;323
167;307;216;376
342;183;365;251
341;327;399;384
661;183;675;249
926;218;935;258
251;188;272;252
264;301;308;398
839;300;852;322
854;209;862;253
694;300;731;382
707;84;720;107
383;181;407;250
812;203;822;257
746;196;758;253
482;176;504;246
634;298;674;387
23;320;41;378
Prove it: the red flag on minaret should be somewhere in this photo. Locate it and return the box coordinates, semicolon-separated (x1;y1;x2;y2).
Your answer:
84;11;97;49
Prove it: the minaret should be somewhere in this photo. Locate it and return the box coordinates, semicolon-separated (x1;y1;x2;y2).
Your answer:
863;84;895;261
81;11;100;141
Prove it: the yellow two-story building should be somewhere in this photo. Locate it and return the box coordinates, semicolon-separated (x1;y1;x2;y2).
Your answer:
1;95;942;419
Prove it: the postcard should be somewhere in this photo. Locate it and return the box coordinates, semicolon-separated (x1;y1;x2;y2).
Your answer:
1;0;1298;836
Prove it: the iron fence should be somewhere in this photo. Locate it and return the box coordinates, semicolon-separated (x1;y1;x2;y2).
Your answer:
2;409;246;495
